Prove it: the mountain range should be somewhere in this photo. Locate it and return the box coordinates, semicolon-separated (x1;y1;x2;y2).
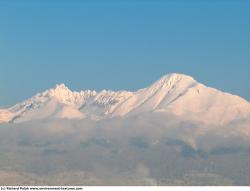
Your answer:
1;73;250;185
1;73;249;125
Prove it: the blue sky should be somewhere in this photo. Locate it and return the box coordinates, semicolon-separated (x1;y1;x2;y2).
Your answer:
0;0;250;106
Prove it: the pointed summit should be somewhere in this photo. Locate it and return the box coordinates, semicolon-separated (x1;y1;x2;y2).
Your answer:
46;83;74;102
55;83;68;89
112;73;198;116
53;83;71;92
143;73;198;99
153;73;197;89
159;73;195;80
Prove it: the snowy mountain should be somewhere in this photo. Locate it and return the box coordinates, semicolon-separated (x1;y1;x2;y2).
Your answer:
112;73;250;125
0;73;249;124
1;73;250;186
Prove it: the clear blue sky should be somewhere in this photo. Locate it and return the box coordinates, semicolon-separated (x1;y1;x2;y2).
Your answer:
1;0;250;106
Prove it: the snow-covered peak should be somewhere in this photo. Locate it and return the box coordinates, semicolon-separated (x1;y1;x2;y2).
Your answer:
112;73;250;124
150;73;197;90
47;83;74;99
158;73;196;83
35;84;97;108
111;73;198;117
3;84;97;122
54;83;71;93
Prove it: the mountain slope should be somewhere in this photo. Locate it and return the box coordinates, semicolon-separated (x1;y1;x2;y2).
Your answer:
112;73;250;125
0;73;249;124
